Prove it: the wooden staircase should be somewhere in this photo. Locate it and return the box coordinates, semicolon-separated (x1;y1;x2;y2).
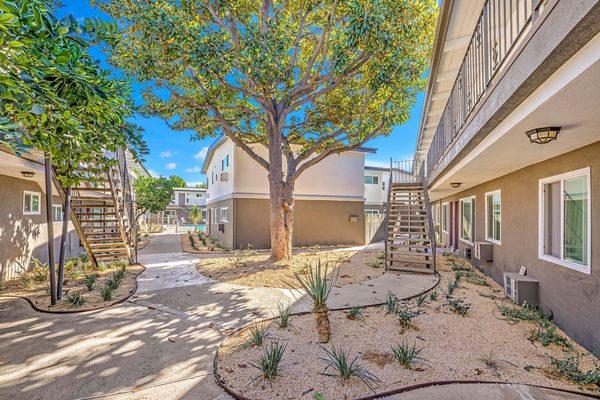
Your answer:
384;161;436;274
56;149;135;266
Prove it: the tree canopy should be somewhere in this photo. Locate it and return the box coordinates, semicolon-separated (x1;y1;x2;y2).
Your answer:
134;175;180;216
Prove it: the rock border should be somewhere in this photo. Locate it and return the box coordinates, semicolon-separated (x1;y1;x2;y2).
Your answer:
0;264;146;314
213;272;441;400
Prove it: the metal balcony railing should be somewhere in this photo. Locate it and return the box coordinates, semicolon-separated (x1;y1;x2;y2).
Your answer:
427;0;542;175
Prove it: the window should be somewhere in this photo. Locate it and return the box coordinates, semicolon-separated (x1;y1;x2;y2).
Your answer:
485;190;501;244
23;191;41;215
365;209;380;215
221;154;229;171
53;205;64;222
364;175;379;185
441;203;449;233
539;168;590;274
220;207;229;222
382;181;386;191
460;196;475;244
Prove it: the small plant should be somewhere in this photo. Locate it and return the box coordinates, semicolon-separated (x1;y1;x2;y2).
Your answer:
451;263;470;272
319;344;380;391
415;294;427;307
397;307;420;328
384;291;398;315
478;351;501;376
429;290;438;301
31;259;48;282
250;340;286;382
313;392;326;400
188;234;196;249
276;301;291;328
464;273;490;286
347;306;363;320
446;279;458;296
498;303;552;325
368;253;384;268
550;353;600;387
447;297;471;316
391;340;426;369
84;274;96;291
106;277;119;291
454;270;464;281
243;324;270;348
100;285;114;301
528;325;572;348
66;291;85;307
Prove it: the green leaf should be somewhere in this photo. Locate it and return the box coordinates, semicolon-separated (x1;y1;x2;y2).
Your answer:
8;40;24;47
30;104;44;115
0;13;15;24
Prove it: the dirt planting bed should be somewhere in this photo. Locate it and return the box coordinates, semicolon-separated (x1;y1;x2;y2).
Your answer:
196;248;385;289
215;256;599;399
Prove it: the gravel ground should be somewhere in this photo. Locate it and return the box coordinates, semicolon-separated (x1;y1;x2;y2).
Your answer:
216;257;599;400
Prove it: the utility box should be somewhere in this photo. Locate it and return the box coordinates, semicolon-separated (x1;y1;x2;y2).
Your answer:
503;272;539;307
474;242;493;262
464;247;472;259
220;172;229;182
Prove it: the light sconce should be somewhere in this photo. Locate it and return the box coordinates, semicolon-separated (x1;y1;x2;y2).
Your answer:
526;126;561;144
21;171;35;178
450;182;461;189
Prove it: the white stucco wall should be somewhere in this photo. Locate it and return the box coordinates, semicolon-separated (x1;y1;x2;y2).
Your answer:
364;168;389;205
206;140;235;202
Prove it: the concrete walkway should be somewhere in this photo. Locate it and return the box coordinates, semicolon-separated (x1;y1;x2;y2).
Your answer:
0;234;585;399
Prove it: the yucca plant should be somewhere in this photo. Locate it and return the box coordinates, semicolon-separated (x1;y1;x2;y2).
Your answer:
429;290;438;301
250;340;286;382
391;340;426;369
100;285;114;301
84;274;96;291
319;344;380;391
347;306;363;320
66;291;85;307
397;308;420;328
291;260;338;343
415;294;427;307
446;279;458;296
384;291;398;315
243;324;270;348
276;301;291;328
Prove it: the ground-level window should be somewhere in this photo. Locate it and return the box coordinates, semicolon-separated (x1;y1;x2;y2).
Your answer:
460;196;475;244
365;209;380;215
220;207;229;222
364;175;379;185
442;203;449;232
485;190;501;244
539;167;590;274
23;191;41;215
53;205;64;222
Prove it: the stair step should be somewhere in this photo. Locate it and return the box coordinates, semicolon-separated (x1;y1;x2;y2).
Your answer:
72;187;112;192
89;242;125;248
79;219;118;224
387;238;431;243
75;212;116;216
84;233;122;237
387;265;435;274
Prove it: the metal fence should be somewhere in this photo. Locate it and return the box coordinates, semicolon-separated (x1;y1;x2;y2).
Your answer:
427;0;539;175
390;160;419;183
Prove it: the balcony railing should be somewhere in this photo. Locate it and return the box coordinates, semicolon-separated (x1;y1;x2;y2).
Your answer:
427;0;541;175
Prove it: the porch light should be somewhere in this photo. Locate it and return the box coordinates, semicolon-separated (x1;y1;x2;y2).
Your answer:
526;127;561;144
21;171;35;178
450;182;461;189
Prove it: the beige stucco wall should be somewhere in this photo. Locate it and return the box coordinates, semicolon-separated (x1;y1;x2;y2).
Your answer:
434;141;600;351
207;199;365;250
0;174;83;282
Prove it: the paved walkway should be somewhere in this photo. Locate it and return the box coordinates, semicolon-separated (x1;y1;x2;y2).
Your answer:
0;233;587;399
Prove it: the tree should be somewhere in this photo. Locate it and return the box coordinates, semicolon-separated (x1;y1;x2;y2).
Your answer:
134;176;177;222
168;175;187;188
0;0;146;303
189;206;202;227
96;0;436;260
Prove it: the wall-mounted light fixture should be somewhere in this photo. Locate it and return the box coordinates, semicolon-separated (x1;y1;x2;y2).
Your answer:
450;182;461;189
526;126;561;144
21;171;35;178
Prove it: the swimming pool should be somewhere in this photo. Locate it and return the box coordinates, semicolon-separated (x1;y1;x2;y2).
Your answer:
181;223;206;232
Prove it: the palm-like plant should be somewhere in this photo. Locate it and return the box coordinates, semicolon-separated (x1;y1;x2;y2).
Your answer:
292;260;338;343
189;206;202;228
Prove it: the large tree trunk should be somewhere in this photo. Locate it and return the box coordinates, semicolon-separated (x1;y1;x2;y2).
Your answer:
56;185;71;301
44;153;57;305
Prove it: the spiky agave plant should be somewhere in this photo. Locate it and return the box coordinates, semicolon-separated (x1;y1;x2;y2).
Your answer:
319;344;380;392
292;259;338;343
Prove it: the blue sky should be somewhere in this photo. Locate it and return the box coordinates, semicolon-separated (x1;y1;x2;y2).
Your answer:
59;1;423;185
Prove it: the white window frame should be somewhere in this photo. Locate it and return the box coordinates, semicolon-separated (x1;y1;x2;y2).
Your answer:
220;207;229;222
538;167;591;274
459;196;475;245
364;175;379;185
23;190;41;215
364;209;380;215
441;202;449;233
53;204;64;222
485;190;502;245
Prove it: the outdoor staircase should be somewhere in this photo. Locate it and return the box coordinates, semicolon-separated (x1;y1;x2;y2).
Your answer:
54;149;135;266
385;161;436;274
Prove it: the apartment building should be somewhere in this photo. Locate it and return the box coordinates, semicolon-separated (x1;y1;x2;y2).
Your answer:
364;166;389;214
202;136;372;249
163;187;207;225
415;0;600;350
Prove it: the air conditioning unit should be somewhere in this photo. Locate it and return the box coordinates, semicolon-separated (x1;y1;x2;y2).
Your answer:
218;223;225;233
474;242;493;262
503;272;539;306
220;172;229;182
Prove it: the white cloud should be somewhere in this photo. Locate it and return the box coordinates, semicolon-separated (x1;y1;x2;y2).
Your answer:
160;151;172;158
148;169;160;178
365;159;391;169
165;162;177;170
185;166;202;173
186;181;206;187
193;146;209;160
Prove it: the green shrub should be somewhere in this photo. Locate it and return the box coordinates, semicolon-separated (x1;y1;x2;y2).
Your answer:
313;393;326;400
454;270;464;281
550;353;600;388
384;291;398;315
447;297;471;316
31;259;48;282
66;291;85;307
397;308;420;328
243;324;269;348
276;301;291;328
347;306;363;320
106;277;119;291
391;340;426;369
429;290;438;301
498;303;552;325
528;325;572;348
189;234;196;249
464;273;490;286
415;294;427;307
319;345;380;391
291;260;337;314
446;279;458;296
250;341;286;382
84;274;96;291
100;285;114;301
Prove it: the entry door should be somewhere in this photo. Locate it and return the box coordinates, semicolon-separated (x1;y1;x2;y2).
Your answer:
450;201;459;250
